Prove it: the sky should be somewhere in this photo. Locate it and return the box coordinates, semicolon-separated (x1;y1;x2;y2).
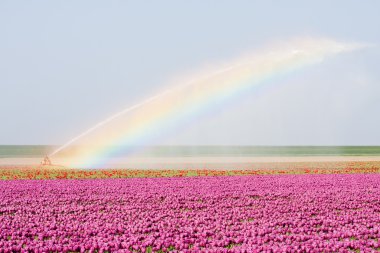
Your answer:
1;0;380;146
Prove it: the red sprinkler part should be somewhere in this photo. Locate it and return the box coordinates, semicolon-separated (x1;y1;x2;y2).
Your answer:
41;155;52;166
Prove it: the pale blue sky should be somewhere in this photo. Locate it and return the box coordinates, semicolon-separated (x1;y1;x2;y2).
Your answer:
1;1;379;145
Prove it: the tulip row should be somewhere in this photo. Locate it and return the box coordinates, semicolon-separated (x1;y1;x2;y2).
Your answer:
0;174;379;252
1;161;380;180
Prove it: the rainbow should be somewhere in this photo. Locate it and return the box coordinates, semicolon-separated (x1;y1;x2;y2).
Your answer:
52;37;365;168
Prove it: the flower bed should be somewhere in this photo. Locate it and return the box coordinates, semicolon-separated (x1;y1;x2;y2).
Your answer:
0;174;379;252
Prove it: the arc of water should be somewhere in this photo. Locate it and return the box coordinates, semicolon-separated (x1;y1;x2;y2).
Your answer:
51;39;367;159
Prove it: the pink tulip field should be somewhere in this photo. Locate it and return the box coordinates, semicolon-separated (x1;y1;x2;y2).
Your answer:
0;174;380;252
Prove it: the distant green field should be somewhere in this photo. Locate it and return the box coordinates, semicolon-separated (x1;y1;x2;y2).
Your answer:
1;145;380;158
140;146;380;157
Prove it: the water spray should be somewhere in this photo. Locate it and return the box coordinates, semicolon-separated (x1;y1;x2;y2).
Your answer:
49;38;367;167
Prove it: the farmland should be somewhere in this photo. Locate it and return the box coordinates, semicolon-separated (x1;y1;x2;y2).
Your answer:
0;172;380;252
